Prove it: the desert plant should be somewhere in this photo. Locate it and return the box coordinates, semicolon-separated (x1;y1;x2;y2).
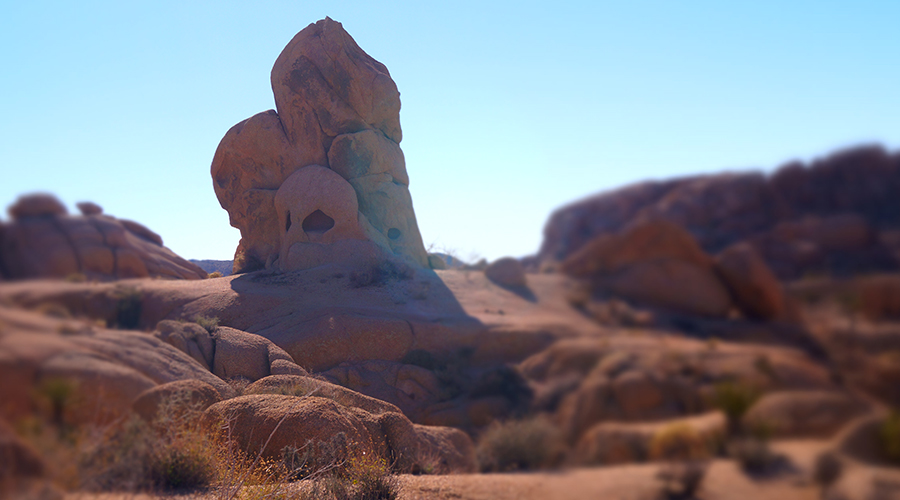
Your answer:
880;411;900;463
649;423;712;462
194;314;220;334
36;378;77;429
812;451;843;496
475;416;565;472
208;271;223;279
656;461;708;500
710;381;760;435
728;437;779;474
65;272;87;283
112;287;143;329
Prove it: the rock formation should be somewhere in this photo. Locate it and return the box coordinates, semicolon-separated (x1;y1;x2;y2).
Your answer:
0;193;206;281
538;145;900;280
211;17;428;274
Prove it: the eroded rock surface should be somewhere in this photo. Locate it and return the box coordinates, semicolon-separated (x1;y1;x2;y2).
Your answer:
0;194;206;281
211;17;428;273
539;145;900;280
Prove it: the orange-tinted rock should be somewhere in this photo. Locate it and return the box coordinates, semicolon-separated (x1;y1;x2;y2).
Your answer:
604;259;732;317
0;194;206;281
563;220;712;276
485;257;527;287
132;379;223;422
715;243;786;320
561;221;732;317
7;193;68;219
75;201;103;216
573;412;725;465
540;145;900;280
0;418;46;494
201;394;476;473
212;18;428;273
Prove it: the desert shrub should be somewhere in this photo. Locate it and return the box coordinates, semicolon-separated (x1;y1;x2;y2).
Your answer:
194;315;220;334
812;451;843;492
65;272;87;283
112;287;143;329
476;416;565;472
656;461;708;500
35;302;71;319
349;260;414;288
649;423;712;462
208;271;223;279
710;381;760;435
36;378;77;428
880;411;900;462
728;437;780;474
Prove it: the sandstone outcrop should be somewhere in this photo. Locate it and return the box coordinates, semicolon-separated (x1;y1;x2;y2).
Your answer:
742;390;868;438
211;17;428;273
131;379;224;422
714;243;787;320
485;257;527;288
154;320;307;381
573;412;725;465
0;194;207;281
538;145;900;280
562;221;733;317
0;305;234;426
201;394;476;473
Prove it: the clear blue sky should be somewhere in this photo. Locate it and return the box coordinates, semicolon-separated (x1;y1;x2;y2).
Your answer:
2;1;898;262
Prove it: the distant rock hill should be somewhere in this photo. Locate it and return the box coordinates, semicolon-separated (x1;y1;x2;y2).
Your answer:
190;259;233;277
537;145;900;280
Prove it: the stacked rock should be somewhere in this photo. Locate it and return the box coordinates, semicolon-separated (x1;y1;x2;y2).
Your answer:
211;18;429;273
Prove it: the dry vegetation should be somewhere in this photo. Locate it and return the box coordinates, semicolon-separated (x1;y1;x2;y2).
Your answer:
17;384;400;499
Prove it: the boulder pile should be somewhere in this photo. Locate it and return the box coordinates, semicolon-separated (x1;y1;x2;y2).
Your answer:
0;194;206;281
539;145;900;280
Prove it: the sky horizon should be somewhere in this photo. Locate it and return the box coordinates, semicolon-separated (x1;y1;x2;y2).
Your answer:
2;1;899;262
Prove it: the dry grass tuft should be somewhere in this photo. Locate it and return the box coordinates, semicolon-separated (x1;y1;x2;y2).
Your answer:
476;416;565;472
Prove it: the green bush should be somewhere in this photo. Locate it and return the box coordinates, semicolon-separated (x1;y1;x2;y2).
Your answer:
710;381;760;435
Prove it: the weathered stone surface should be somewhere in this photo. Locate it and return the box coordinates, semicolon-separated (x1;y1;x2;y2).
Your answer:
7;193;68;219
715;243;786;320
322;360;443;420
154;320;305;382
743;390;868;438
0;194;206;281
539;145;900;279
211;17;428;273
76;201;103;216
603;258;733;317
485;257;527;287
0;305;233;426
201;394;476;473
245;374;401;416
0;418;45;479
573;412;725;465
132;379;223;422
561;220;732;317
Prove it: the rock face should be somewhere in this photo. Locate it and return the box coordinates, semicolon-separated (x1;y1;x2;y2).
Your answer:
562;221;733;317
484;257;527;287
202;394;476;473
714;243;787;320
0;194;207;281
538;145;900;280
211;17;428;274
